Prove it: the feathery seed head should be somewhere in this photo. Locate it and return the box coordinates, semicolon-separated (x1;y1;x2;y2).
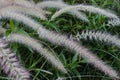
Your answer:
73;30;120;49
0;34;31;80
37;27;119;79
37;1;89;22
51;4;119;24
7;33;67;73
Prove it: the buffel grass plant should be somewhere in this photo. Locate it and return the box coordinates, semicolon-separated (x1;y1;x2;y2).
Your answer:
0;0;119;80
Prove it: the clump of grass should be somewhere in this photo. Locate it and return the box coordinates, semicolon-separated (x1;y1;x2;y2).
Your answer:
0;0;120;80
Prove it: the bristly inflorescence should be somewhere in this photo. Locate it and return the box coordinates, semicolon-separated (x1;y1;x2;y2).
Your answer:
71;30;120;49
51;4;120;26
107;18;120;26
7;33;67;73
0;0;119;80
0;33;31;80
37;0;89;22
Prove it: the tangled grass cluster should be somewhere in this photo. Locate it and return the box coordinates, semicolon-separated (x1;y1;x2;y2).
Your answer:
0;0;120;80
